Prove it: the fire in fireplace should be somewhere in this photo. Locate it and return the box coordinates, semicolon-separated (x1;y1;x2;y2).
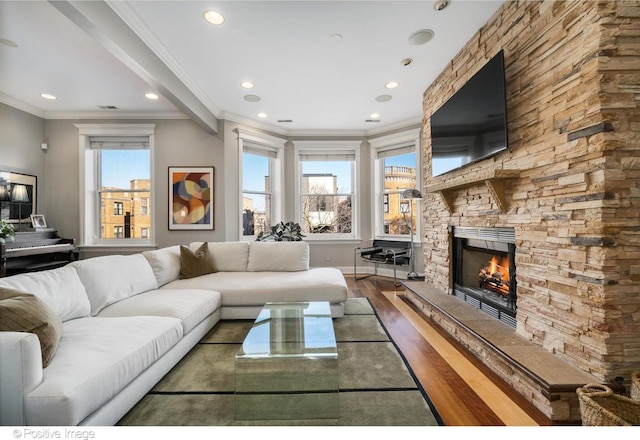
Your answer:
479;255;510;297
452;227;517;328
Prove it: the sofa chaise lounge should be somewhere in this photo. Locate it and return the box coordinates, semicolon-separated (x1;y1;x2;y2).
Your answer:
0;240;348;426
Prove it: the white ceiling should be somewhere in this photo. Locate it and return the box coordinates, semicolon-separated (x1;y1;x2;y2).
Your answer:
0;0;505;136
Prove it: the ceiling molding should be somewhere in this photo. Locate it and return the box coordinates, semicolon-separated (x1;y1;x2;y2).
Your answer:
43;111;189;120
0;93;46;119
106;0;223;119
48;0;219;134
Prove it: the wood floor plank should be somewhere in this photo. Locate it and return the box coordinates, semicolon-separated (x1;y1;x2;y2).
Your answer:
381;291;539;426
345;275;552;426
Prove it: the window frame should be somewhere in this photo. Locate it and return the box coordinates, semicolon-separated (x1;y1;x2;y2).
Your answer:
237;129;285;241
294;141;360;241
369;128;422;241
75;124;155;248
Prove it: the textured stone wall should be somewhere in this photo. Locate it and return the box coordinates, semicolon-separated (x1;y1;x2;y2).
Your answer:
420;1;640;381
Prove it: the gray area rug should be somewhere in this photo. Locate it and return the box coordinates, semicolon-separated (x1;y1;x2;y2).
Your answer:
117;298;442;426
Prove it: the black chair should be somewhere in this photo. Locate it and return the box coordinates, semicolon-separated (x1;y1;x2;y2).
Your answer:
354;239;411;286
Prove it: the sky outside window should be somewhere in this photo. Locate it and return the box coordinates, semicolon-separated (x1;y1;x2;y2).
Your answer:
101;150;150;188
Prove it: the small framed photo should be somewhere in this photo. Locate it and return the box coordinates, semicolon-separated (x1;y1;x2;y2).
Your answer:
168;166;215;230
30;214;47;229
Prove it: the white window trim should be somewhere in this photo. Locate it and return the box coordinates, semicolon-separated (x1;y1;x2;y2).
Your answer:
237;128;286;241
75;124;155;248
294;140;360;241
369;128;422;241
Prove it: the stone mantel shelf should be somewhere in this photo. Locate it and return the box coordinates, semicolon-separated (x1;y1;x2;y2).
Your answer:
427;169;521;214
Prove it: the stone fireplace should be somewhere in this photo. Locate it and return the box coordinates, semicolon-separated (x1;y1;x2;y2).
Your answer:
401;0;640;423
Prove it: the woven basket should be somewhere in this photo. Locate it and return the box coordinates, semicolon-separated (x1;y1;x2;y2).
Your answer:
632;371;640;402
577;383;640;426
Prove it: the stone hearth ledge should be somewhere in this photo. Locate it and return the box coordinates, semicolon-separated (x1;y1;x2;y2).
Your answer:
400;281;624;423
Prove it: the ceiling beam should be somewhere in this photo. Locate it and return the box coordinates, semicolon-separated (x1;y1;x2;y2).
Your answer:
48;0;219;134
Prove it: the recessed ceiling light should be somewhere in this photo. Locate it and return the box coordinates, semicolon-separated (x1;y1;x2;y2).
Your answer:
241;81;254;89
370;113;380;119
244;94;261;102
0;38;18;48
375;95;393;102
40;93;56;100
257;112;267;118
203;10;225;25
408;29;435;46
145;93;159;100
385;81;399;89
401;58;413;67
329;33;343;43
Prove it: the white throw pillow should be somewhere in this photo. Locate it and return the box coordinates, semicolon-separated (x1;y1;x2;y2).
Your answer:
71;254;158;316
142;246;181;287
189;242;249;272
247;241;309;272
0;266;91;322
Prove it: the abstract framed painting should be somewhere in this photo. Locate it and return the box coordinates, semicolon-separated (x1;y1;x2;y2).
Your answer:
168;166;214;230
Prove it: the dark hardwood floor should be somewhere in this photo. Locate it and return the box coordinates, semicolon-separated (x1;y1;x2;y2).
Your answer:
347;275;552;426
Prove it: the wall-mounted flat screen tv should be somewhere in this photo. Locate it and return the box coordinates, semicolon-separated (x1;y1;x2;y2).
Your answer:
430;50;508;177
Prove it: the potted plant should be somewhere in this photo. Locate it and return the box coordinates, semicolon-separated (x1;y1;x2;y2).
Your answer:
0;219;15;244
256;221;305;242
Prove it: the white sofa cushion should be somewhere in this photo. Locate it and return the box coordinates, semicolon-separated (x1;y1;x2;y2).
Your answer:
189;241;249;272
142;246;181;287
71;254;158;316
247;241;309;272
163;267;347;306
25;316;182;426
0;266;90;322
97;289;221;335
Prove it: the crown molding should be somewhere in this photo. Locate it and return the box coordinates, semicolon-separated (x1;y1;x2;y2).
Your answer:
0;93;46;119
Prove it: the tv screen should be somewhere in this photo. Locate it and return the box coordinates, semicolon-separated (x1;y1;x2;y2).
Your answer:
430;50;508;177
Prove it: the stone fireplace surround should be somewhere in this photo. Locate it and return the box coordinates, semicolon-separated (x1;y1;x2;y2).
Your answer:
402;0;640;424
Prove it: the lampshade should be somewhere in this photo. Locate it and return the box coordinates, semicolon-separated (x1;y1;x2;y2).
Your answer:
0;185;9;201
402;188;423;199
11;184;30;203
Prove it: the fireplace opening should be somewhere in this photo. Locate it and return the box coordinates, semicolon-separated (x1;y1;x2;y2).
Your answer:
452;227;517;328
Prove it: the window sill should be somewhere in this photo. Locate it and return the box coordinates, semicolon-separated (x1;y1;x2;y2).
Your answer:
78;243;158;253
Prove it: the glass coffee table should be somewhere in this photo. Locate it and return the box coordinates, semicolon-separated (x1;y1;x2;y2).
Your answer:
235;301;339;420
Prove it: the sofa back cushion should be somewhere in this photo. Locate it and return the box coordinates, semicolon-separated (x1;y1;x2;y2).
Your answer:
189;241;249;272
71;254;158;316
247;241;310;272
142;245;181;287
0;266;90;322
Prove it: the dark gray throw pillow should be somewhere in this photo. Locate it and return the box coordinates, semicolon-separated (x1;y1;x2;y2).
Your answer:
179;242;217;279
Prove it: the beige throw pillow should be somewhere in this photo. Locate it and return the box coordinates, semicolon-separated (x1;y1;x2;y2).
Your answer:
0;287;63;367
179;242;217;279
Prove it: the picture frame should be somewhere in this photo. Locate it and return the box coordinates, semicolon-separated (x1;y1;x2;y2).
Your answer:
0;171;37;224
168;166;214;230
30;214;47;229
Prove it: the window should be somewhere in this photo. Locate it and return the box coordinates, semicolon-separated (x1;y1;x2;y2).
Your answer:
237;129;285;240
76;124;155;246
370;129;421;239
295;142;359;239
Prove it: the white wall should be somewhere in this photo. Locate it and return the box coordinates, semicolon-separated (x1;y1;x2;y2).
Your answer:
0;103;424;274
0;103;47;214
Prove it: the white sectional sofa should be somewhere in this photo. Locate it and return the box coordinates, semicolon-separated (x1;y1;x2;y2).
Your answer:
0;241;348;426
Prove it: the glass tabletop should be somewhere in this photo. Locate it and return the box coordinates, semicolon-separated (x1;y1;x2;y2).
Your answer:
236;301;337;359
